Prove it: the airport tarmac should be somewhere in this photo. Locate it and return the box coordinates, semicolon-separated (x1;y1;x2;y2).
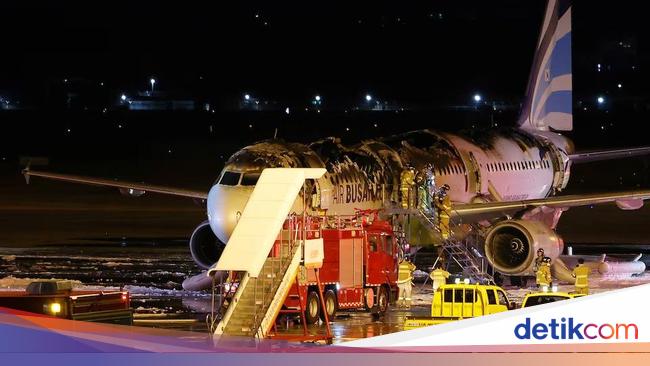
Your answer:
2;242;650;344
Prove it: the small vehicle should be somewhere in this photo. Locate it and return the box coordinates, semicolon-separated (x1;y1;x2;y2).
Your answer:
521;290;585;308
404;283;513;330
0;280;133;325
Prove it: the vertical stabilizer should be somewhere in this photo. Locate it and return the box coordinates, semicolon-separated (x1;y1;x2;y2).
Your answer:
519;0;572;131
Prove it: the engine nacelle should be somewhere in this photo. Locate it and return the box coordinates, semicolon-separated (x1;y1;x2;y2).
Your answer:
189;220;226;269
484;220;563;276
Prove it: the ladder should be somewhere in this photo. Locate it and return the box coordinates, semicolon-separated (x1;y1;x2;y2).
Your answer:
385;202;495;285
215;239;303;337
205;168;329;339
415;208;494;284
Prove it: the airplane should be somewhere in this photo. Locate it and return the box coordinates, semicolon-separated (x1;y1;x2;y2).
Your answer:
23;0;650;288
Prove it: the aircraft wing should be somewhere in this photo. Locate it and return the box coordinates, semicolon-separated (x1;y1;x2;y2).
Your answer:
452;189;650;223
569;146;650;163
23;168;208;200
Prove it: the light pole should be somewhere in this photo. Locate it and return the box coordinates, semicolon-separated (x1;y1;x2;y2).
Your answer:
150;78;156;94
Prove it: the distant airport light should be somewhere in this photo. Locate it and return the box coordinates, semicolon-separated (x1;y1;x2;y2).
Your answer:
244;94;251;101
473;94;482;102
617;83;622;89
365;94;373;102
285;107;290;114
597;96;605;104
314;95;321;102
120;94;127;101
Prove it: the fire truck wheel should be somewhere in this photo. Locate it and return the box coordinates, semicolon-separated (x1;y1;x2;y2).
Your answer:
376;286;389;315
305;290;321;325
320;289;337;322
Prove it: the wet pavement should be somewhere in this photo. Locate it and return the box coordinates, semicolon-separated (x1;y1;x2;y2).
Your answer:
2;243;650;344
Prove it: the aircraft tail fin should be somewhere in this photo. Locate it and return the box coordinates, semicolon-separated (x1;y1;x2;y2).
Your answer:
518;0;572;131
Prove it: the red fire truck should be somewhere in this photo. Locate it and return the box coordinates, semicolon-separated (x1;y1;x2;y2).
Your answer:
282;214;399;324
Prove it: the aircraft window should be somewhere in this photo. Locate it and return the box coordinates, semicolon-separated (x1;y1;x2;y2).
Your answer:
240;172;261;186
219;171;241;186
487;290;497;304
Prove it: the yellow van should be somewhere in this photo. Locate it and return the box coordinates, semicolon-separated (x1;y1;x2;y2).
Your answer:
404;283;512;329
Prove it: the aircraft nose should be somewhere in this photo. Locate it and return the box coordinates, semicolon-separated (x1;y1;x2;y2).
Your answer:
206;184;251;244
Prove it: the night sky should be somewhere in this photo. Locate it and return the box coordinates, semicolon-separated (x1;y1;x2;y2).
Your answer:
0;0;647;106
2;1;650;247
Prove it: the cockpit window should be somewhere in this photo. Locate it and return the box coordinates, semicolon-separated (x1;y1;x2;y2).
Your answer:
240;172;261;186
219;171;241;186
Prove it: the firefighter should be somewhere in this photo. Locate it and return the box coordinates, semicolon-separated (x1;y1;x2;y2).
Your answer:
397;257;416;308
429;264;450;293
572;258;591;295
533;248;545;272
536;257;553;289
400;165;416;209
434;184;452;240
416;164;435;214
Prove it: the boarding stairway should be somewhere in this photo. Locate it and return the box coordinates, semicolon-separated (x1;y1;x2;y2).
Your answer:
386;189;494;284
206;168;328;340
215;239;303;337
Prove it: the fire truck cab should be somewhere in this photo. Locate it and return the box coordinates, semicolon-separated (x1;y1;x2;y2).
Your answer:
283;214;399;324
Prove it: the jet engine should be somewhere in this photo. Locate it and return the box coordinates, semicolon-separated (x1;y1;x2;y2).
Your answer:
484;220;563;275
189;220;226;269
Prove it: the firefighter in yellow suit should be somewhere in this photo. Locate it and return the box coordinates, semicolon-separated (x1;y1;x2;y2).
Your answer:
400;166;416;209
572;258;591;295
429;265;450;293
536;257;552;288
434;184;452;240
397;257;416;308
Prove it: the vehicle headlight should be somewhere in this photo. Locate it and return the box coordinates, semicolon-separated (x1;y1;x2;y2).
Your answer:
50;303;61;314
